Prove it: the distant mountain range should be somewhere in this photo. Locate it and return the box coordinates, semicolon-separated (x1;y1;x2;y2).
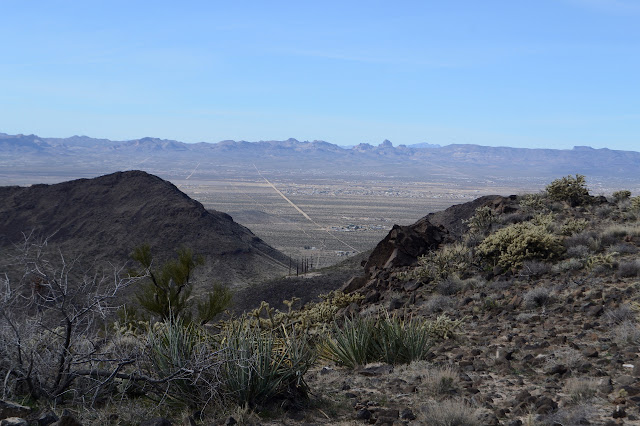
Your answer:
1;132;639;185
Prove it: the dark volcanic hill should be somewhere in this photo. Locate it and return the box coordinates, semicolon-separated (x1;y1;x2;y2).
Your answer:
0;171;289;287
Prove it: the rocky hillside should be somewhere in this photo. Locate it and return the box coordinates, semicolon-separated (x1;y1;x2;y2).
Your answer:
319;184;640;425
0;170;289;286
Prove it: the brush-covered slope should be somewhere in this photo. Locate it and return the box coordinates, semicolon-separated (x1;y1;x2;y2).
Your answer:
0;170;289;286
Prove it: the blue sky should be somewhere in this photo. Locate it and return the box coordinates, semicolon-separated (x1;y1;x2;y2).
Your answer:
1;0;639;149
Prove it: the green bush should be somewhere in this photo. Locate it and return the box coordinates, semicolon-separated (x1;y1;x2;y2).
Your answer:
412;242;472;282
464;206;497;235
632;196;640;211
519;193;547;211
477;221;565;270
545;174;591;206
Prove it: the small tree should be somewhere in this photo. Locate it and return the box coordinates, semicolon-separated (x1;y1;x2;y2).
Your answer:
545;174;591;206
130;244;231;325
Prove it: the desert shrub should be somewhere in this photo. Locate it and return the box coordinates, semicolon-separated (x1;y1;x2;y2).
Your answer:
617;260;640;278
595;204;613;218
613;320;640;346
413;242;472;282
613;190;632;202
632;196;640;211
424;295;454;313
519;192;547;212
219;319;315;408
499;211;534;225
585;253;616;271
565;231;599;251
0;239;140;403
523;286;553;309
607;243;638;255
602;224;640;241
477;221;564;270
548;347;584;371
422;365;460;396
545;174;591;206
552;258;584;273
566;245;590;259
541;404;597;426
605;304;637;325
520;260;552;278
229;291;364;336
420;399;480;426
464;206;497;235
436;275;465;295
560;218;589;236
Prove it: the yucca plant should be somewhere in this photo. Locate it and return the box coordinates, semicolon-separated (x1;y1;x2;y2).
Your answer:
219;320;314;408
146;317;219;407
322;312;435;368
374;312;433;365
321;315;377;369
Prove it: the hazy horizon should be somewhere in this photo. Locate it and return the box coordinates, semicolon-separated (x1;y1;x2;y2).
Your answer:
2;1;639;151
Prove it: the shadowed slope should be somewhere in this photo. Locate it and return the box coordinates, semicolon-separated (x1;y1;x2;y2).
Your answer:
0;170;289;286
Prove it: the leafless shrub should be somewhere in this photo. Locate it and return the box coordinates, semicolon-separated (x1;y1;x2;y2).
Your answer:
436;276;464;296
499;212;534;225
613;320;640;346
540;404;597;426
546;347;583;371
565;231;599;252
605;304;637;325
617;260;640;278
552;258;584;274
608;243;638;255
566;245;589;259
0;235;140;402
523;287;553;309
520;260;551;278
424;295;454;314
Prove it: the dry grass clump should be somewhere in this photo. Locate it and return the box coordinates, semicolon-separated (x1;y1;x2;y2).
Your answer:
563;377;599;404
421;365;460;396
420;399;480;425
